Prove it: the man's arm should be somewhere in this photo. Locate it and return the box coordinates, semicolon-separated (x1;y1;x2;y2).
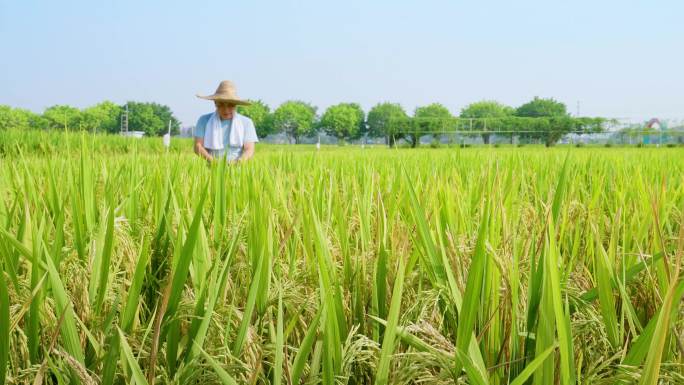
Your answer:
237;141;255;162
194;137;214;162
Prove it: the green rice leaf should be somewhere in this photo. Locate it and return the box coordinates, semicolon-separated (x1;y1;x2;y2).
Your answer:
509;344;557;385
273;291;284;385
118;327;149;385
375;255;406;385
290;309;322;385
197;345;238;385
43;247;84;364
0;273;9;385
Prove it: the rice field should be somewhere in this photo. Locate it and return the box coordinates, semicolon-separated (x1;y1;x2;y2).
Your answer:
1;135;683;384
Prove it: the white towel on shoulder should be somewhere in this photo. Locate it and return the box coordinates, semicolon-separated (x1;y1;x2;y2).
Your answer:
203;112;245;150
203;112;223;150
229;113;244;148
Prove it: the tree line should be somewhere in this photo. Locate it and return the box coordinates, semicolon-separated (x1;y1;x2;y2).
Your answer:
238;97;609;146
1;97;610;146
0;101;181;136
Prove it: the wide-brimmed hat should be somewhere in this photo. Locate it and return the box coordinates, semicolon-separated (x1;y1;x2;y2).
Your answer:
196;80;251;105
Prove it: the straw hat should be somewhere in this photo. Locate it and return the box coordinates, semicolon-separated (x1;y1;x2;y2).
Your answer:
196;80;251;105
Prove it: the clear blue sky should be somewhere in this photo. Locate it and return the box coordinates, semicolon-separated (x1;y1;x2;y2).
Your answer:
1;0;682;126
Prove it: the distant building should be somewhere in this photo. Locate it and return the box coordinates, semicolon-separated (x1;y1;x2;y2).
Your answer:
646;118;661;130
120;131;145;139
178;126;195;138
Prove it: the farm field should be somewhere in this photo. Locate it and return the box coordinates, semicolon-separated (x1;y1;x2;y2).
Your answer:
1;136;683;384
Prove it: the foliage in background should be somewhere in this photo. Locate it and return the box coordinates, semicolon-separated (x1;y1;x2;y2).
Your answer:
0;97;628;145
0;105;45;130
0;101;180;136
126;101;181;136
272;100;317;143
42;105;83;130
412;103;453;147
515;97;570;146
460;100;515;144
515;96;567;117
319;102;366;141
238;99;274;138
366;102;410;147
81;101;123;133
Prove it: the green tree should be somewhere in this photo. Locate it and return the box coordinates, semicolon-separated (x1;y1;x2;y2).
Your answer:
412;103;453;148
238;100;273;138
319;103;365;141
0;105;36;130
150;102;181;135
367;102;410;147
126;102;162;136
515;97;569;146
126;102;180;136
340;102;366;139
272;101;317;144
42;105;82;130
28;113;49;130
574;117;610;134
460;101;514;144
515;97;567;117
82;101;122;133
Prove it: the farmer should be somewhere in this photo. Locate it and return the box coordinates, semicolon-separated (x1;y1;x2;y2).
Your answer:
193;80;258;163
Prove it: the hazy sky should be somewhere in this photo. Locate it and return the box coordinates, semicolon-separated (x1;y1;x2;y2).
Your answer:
1;0;682;126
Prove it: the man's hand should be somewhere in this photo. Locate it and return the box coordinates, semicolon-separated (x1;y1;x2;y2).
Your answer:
194;137;213;162
237;142;256;162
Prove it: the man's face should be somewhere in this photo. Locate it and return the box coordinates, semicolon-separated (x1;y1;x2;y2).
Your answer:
215;101;236;120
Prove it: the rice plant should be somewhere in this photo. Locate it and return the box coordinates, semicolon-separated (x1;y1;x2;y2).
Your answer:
0;133;683;384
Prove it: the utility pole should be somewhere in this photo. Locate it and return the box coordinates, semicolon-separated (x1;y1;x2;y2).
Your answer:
120;104;129;133
576;101;580;117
